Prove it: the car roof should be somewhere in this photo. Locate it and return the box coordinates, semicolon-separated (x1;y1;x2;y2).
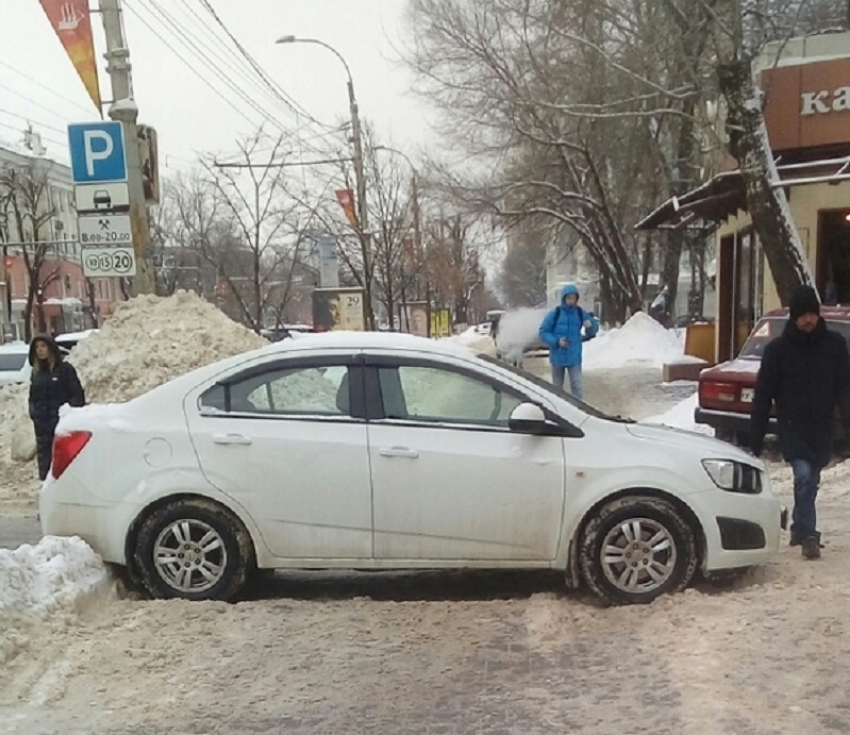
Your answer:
0;342;29;354
764;305;850;320
258;330;473;357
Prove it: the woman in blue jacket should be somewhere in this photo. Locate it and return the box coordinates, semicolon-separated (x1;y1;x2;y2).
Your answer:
538;284;598;399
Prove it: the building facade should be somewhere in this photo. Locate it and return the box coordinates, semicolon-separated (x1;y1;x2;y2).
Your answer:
638;32;850;361
1;134;121;340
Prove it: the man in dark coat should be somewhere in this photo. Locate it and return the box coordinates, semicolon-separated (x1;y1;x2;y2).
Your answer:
28;335;86;481
751;286;850;559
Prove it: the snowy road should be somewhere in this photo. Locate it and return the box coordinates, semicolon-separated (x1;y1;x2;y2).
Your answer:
4;466;850;735
4;364;850;733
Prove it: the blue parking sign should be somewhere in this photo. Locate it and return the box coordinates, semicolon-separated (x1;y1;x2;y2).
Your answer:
68;122;128;183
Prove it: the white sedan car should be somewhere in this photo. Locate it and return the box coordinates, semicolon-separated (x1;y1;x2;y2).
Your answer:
41;333;781;606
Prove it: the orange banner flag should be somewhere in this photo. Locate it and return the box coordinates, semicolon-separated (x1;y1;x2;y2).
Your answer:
335;188;359;227
38;0;102;112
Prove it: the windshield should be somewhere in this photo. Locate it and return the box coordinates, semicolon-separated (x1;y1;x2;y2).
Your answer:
478;354;633;422
741;316;850;358
0;354;26;372
740;318;783;358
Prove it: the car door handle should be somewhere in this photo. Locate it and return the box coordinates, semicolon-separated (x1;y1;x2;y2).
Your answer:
378;446;420;459
212;433;253;446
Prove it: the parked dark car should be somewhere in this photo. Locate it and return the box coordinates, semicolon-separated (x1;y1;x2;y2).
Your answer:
696;305;850;444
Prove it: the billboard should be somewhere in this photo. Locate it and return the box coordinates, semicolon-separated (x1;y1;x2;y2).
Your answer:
404;301;429;337
312;287;366;332
431;309;451;338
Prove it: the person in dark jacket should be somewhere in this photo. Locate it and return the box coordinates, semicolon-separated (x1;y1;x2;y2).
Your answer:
750;286;850;560
28;335;85;481
538;284;599;399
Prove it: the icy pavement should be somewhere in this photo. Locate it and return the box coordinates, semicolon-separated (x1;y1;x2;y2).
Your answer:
2;468;850;735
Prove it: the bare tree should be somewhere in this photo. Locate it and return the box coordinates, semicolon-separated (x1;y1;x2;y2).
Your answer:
0;162;61;339
286;127;425;330
496;223;548;307
404;0;842;317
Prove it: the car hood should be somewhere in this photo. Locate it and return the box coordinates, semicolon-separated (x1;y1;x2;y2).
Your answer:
626;422;759;464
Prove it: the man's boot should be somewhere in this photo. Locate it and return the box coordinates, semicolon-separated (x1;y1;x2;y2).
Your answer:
802;538;821;560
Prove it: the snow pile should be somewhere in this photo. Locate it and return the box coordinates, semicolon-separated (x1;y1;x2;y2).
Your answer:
584;312;684;370
0;291;266;504
0;536;108;666
445;328;497;357
0;385;38;500
495;308;548;360
69;291;266;403
642;392;714;435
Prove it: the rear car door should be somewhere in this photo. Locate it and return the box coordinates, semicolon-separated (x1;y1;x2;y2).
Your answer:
185;354;373;560
364;354;566;562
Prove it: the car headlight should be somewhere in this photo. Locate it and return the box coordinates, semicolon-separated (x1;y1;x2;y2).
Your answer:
702;459;763;494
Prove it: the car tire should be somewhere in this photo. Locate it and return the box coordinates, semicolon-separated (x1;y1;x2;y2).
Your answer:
580;496;698;606
134;499;253;601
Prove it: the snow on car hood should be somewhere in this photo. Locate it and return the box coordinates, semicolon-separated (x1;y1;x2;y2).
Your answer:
625;422;758;464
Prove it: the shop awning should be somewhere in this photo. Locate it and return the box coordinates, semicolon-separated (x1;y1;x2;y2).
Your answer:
636;153;850;231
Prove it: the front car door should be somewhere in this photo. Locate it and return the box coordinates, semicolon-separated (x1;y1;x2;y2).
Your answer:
185;353;373;560
365;353;566;562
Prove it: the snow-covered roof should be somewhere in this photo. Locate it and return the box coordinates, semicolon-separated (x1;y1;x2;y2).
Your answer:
259;330;475;357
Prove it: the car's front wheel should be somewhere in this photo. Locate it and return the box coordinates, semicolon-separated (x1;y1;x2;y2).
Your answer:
134;499;253;601
580;496;698;606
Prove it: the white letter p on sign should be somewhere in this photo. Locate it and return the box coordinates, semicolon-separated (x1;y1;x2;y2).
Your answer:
83;130;114;177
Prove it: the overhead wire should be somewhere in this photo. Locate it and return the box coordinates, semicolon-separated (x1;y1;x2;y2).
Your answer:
196;0;349;175
0;60;96;118
197;0;335;130
0;107;68;138
122;0;267;130
0;81;86;125
134;0;290;132
0;120;69;153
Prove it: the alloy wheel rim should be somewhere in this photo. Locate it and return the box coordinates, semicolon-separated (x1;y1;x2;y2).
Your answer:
600;518;677;594
153;519;227;593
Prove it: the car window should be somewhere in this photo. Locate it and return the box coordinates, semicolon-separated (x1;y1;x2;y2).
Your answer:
740;318;783;358
0;354;26;371
740;317;850;358
201;364;352;417
378;365;523;426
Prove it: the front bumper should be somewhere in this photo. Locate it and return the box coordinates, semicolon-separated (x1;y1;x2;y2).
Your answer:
692;486;782;572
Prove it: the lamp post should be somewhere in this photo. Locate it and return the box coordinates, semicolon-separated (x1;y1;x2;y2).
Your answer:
373;146;428;334
276;35;373;327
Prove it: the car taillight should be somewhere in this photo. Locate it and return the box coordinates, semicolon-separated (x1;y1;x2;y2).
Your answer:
699;381;738;404
51;431;92;480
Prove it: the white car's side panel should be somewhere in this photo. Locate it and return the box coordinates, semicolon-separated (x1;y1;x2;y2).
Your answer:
40;332;781;597
369;421;565;560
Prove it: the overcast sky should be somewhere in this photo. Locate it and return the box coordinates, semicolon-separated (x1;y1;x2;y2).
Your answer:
0;0;435;171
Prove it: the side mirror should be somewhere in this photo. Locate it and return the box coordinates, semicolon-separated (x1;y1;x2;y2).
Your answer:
508;402;552;435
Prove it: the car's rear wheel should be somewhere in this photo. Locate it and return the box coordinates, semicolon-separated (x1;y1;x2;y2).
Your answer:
580;496;697;606
134;499;253;601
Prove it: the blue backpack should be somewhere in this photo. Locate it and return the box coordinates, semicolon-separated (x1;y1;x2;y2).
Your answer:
554;306;599;342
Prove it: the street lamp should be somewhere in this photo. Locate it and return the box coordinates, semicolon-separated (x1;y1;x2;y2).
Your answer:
276;35;373;325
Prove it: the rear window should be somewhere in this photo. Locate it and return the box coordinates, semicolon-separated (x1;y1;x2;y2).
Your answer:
0;354;26;371
741;316;850;358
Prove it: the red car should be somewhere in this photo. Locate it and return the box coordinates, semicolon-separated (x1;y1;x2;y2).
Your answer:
696;306;850;444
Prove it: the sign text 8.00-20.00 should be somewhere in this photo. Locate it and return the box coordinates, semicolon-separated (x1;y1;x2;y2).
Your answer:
78;213;132;246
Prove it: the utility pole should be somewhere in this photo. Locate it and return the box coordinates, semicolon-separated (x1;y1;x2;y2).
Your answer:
346;80;374;329
99;0;154;295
